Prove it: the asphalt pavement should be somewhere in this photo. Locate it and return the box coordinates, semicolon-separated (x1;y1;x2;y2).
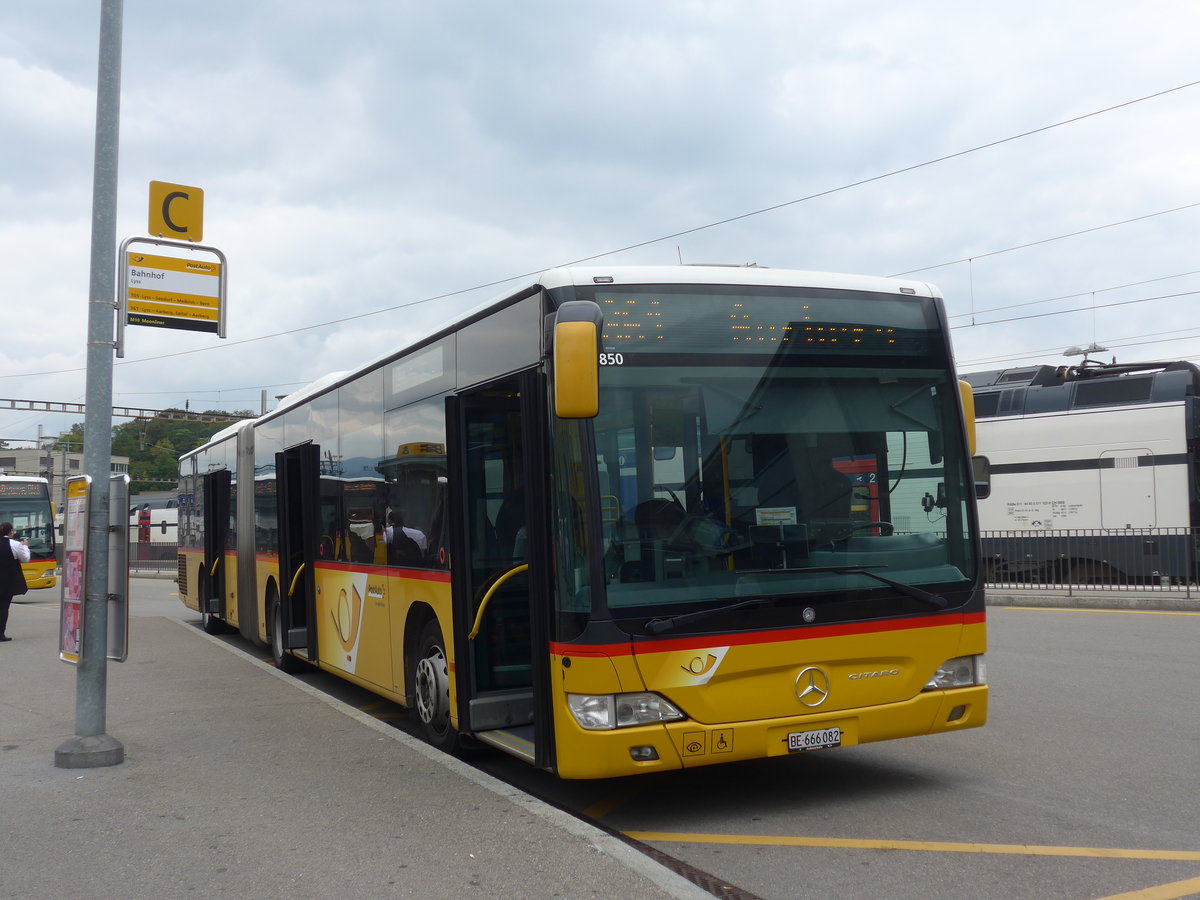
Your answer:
5;579;1193;899
0;597;710;900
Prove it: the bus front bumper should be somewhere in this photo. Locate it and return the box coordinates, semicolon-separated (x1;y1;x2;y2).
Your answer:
552;685;988;779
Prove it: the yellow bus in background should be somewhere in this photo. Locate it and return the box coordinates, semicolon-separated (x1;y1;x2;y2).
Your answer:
177;265;986;779
0;475;58;589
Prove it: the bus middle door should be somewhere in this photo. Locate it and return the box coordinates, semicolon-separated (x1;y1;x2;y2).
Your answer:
201;469;231;627
275;442;321;664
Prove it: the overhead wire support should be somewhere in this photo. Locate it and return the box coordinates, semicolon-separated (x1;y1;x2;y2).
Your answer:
0;399;249;423
4;79;1197;384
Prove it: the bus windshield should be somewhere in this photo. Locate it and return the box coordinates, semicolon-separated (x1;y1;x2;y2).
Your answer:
581;283;976;632
0;484;56;560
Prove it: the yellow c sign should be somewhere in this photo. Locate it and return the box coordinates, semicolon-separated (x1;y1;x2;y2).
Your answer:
148;180;204;241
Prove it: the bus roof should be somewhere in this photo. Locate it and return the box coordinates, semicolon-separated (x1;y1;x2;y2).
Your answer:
533;264;941;297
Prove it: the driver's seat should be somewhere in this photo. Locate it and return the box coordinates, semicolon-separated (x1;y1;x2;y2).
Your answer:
632;498;687;545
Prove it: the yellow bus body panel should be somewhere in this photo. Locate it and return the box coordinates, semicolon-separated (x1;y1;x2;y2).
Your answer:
22;558;58;590
551;616;987;779
223;550;239;630
312;563;451;702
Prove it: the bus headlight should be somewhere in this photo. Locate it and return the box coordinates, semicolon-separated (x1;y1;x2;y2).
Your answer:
567;692;686;730
924;655;986;690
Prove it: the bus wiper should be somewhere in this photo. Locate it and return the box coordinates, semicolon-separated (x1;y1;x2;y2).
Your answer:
642;596;779;635
643;568;947;636
737;565;948;610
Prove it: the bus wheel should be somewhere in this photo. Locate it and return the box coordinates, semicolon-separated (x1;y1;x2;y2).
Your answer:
270;596;304;674
413;620;456;752
200;606;226;635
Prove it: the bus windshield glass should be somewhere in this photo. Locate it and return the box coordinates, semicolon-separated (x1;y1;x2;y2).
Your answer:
0;481;56;560
580;282;976;632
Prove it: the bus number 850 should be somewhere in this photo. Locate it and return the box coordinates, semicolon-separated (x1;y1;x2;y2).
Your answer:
599;352;624;366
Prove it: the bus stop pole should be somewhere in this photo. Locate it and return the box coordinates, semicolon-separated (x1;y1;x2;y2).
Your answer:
55;0;125;768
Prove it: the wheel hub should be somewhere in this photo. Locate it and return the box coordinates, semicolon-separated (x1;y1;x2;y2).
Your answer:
414;647;448;726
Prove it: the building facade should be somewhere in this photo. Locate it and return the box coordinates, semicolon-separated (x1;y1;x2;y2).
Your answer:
0;448;131;512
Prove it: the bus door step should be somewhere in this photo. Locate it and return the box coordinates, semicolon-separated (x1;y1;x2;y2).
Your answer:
474;726;536;764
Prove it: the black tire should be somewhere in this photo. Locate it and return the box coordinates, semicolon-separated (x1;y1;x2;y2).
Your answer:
197;572;226;634
270;595;304;674
201;606;226;635
411;619;457;752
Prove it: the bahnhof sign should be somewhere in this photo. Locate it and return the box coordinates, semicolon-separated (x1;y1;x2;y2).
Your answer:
125;250;221;333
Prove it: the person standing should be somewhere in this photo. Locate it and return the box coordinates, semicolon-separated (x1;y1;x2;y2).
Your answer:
0;521;31;642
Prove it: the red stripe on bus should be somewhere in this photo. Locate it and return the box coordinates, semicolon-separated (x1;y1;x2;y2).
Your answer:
313;560;452;583
550;610;986;657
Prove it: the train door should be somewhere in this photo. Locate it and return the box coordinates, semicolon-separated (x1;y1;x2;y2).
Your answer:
275;442;321;666
447;371;554;768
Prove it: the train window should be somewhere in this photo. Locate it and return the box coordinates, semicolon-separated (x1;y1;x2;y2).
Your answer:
973;393;1000;418
1073;376;1152;408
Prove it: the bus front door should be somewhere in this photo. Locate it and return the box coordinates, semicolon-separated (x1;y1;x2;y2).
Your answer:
449;372;554;769
276;442;321;663
201;469;231;629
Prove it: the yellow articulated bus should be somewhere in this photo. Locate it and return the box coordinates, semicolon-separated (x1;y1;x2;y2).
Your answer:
177;265;987;779
0;474;58;589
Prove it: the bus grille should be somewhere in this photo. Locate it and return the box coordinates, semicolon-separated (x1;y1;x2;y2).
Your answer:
177;554;187;594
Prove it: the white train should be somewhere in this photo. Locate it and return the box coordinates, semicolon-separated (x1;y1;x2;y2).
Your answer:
129;496;178;544
963;360;1200;583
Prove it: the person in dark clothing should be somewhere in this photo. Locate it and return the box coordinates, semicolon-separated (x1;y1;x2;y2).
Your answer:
0;521;31;642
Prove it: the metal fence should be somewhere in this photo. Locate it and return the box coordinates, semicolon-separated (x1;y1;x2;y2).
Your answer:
116;532;1200;591
127;541;178;575
981;528;1199;594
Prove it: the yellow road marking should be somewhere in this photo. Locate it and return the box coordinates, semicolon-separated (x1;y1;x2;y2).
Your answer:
1007;607;1200;617
358;701;388;711
583;785;644;821
1096;874;1200;899
623;832;1200;861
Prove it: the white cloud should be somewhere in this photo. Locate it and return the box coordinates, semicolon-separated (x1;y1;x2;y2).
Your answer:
2;0;1200;443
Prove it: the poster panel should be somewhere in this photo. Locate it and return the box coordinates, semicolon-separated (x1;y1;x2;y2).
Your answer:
59;476;90;664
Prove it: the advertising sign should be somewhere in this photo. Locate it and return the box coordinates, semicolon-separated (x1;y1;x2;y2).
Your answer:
59;476;90;664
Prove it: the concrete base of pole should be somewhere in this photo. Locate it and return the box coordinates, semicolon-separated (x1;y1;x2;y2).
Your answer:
54;733;125;769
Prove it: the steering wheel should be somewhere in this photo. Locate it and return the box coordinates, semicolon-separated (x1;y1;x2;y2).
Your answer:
836;521;895;540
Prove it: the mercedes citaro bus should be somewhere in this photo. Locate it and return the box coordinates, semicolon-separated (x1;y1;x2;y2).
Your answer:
178;265;986;778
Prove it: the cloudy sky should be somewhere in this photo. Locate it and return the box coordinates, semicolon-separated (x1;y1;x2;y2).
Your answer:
2;1;1199;445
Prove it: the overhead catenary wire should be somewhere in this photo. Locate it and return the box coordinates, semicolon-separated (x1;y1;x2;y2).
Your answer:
960;326;1200;369
890;200;1200;277
947;269;1200;321
4;78;1198;385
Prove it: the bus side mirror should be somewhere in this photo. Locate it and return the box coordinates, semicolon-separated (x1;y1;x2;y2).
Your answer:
958;380;976;457
552;300;603;419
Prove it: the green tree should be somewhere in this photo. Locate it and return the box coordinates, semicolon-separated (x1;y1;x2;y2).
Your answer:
55;410;254;494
